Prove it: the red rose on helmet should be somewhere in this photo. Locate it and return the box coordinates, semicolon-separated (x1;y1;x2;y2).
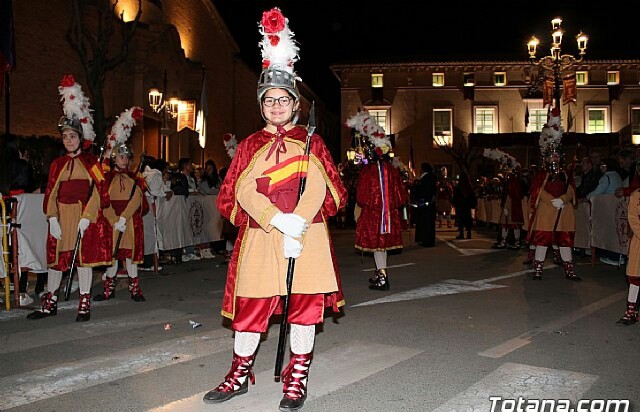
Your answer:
223;133;233;142
268;35;280;46
132;107;143;120
60;74;76;88
261;8;285;34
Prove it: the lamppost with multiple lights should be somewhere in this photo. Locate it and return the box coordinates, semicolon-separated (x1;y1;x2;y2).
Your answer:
148;86;180;160
527;17;589;110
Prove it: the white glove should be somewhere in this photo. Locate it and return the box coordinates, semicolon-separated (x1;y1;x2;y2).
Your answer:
503;208;509;217
270;212;307;238
114;216;127;233
49;217;62;240
283;235;303;259
77;218;90;238
551;198;564;210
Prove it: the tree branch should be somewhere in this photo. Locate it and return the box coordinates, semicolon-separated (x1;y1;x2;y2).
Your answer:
104;0;142;70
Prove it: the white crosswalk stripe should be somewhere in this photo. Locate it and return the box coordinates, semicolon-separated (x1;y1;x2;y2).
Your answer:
150;340;423;412
434;362;598;412
0;328;234;411
0;308;192;354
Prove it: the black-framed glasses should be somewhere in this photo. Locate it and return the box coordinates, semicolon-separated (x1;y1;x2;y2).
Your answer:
262;96;292;107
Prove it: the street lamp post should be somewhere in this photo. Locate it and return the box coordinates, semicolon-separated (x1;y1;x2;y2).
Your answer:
527;17;589;110
148;87;180;161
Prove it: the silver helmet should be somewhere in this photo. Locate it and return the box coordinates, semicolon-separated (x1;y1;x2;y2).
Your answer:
57;115;83;136
110;142;133;158
257;66;299;102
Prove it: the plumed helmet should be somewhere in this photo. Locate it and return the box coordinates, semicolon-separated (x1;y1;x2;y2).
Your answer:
256;8;300;103
57;115;83;136
110;142;133;158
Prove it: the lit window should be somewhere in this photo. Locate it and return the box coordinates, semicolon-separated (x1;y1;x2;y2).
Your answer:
586;107;608;133
529;109;547;132
368;109;388;133
371;74;384;88
576;71;588;85
632;107;640;143
494;72;506;86
474;107;496;134
432;73;445;87
464;72;475;86
607;71;619;85
433;109;453;147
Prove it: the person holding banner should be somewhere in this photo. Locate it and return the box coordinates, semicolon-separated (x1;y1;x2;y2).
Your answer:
94;110;148;302
204;8;347;410
528;109;580;281
27;75;112;322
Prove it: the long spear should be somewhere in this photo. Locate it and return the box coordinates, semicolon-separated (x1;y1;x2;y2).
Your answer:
274;102;315;381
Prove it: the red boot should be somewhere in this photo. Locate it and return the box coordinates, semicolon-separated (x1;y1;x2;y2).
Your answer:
563;261;581;281
203;353;255;403
532;260;544;280
129;277;146;302
279;352;313;411
76;293;91;322
616;301;638;326
93;276;116;301
26;292;58;320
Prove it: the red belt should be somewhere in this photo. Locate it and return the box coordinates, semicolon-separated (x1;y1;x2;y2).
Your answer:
110;199;128;215
58;180;90;204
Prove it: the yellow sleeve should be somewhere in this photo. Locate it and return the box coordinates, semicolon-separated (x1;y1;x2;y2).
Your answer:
81;183;100;223
120;184;143;221
628;193;640;239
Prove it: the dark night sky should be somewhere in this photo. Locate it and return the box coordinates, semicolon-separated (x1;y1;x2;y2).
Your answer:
212;0;640;112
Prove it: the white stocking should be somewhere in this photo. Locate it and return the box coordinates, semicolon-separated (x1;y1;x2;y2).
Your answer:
126;258;138;278
559;246;572;262
104;264;118;279
226;240;234;251
373;251;387;270
534;246;548;261
514;228;521;241
501;227;508;239
47;269;63;293
628;284;639;304
77;267;92;294
290;324;315;354
233;331;260;357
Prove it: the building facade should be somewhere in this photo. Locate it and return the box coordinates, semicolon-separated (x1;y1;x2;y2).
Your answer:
1;0;338;171
331;58;640;177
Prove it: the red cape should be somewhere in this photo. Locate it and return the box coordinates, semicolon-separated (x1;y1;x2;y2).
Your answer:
355;161;408;250
216;126;348;320
44;152;112;268
105;169;150;262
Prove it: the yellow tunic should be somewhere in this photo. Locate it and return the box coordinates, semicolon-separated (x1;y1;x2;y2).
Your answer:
235;138;338;298
626;190;640;278
103;172;143;258
45;157;101;253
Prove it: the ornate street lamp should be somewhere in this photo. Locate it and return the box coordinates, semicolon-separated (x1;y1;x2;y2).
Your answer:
527;17;588;109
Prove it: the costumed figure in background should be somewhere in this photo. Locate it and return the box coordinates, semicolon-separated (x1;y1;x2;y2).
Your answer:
220;132;239;264
205;8;347;411
349;111;408;291
413;162;437;247
94;107;148;302
484;149;523;249
436;166;454;228
527;108;580;281
618;188;640;325
27;75;112;322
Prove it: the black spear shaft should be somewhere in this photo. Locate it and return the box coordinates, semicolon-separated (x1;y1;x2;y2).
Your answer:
274;102;315;381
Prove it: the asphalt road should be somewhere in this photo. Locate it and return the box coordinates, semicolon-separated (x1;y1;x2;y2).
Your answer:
1;225;637;412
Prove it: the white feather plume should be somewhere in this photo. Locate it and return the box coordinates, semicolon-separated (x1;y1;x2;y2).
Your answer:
58;75;96;142
483;148;519;168
223;133;237;159
259;8;299;76
104;106;143;158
